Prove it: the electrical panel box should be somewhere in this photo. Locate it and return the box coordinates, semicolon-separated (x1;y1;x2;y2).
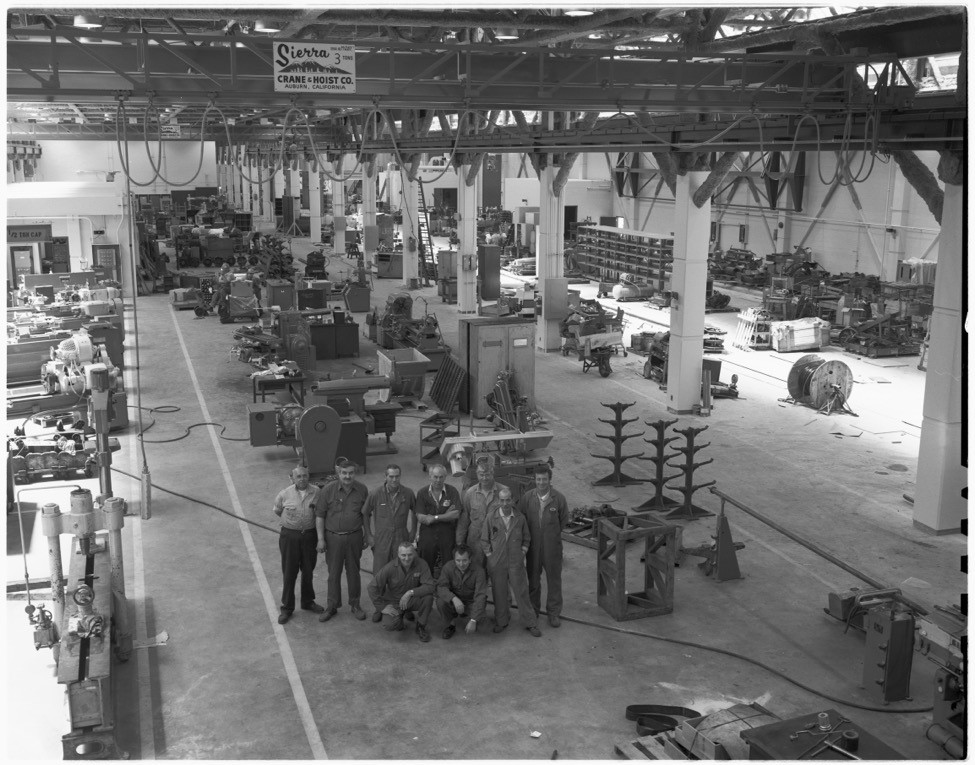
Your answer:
458;317;535;417
247;403;278;447
862;606;915;703
266;281;295;311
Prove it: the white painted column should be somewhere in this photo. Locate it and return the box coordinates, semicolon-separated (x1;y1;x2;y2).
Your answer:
231;146;241;208
287;163;301;235
362;164;377;268
245;154;255;214
913;181;965;533
332;166;347;256
537;161;564;350
667;171;710;414
308;159;322;243
457;166;478;313
402;172;419;285
259;160;274;231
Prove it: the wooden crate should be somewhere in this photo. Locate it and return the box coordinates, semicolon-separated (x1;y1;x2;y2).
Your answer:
673;703;780;760
596;515;677;621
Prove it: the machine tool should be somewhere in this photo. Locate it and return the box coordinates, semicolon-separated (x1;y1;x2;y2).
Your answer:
916;609;966;758
247;375;403;474
439;430;554;501
41;333;122;397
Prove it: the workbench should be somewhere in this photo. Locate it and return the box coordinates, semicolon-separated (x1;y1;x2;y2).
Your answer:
252;374;306;405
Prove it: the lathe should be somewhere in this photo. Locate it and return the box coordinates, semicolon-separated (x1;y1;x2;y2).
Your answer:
8;332;128;428
247;374;402;474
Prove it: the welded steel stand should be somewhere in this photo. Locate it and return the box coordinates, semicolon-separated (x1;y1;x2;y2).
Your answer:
590;402;647;487
633;417;682;511
661;425;715;520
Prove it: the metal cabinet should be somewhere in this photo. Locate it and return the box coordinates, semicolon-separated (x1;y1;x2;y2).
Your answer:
458;317;535;417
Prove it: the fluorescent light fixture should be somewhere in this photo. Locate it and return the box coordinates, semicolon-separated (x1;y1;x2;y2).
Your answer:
73;14;102;29
495;27;519;40
254;19;282;33
564;9;594;17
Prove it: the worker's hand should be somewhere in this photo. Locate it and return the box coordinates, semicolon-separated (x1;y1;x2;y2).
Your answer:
465;619;477;635
363;535;372;551
452;597;465;615
399;592;413;611
417;514;432;526
316;539;326;554
273;506;283;517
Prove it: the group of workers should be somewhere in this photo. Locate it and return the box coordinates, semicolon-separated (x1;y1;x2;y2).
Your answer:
272;457;569;642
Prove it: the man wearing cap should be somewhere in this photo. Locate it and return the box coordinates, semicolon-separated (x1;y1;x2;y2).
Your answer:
457;460;508;567
315;458;369;622
367;542;435;642
519;464;570;628
414;464;462;577
272;465;324;624
480;487;541;637
436;544;488;639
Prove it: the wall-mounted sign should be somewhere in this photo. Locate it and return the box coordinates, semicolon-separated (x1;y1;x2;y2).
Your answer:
273;42;356;94
160;124;182;138
7;224;52;242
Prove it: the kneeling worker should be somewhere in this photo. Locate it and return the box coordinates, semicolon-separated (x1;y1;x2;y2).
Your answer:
436;544;488;639
367;542;435;642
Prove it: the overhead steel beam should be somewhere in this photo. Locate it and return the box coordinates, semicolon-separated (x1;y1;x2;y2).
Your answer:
8;32;917;113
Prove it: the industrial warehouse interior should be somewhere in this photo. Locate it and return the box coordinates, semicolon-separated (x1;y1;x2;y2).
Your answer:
4;2;968;761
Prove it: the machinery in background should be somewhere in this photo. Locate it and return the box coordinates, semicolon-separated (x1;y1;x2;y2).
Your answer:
247;375;402;475
825;586;967;758
559;299;626;377
41;334;122;397
916;608;966;758
375;293;449;370
610;273;655;302
439;430;554;502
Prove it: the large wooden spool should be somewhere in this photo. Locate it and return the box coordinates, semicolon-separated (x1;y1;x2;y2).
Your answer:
786;354;854;408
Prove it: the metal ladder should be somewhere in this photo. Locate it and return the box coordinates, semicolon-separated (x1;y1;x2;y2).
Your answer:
417;181;436;285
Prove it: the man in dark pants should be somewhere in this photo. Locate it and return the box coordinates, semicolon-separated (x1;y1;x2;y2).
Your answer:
414;464;462;578
315;458;369;622
273;465;324;624
518;464;570;628
436;544;488;639
367;542;435;642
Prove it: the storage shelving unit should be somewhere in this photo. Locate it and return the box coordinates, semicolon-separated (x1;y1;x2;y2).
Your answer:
575;225;675;290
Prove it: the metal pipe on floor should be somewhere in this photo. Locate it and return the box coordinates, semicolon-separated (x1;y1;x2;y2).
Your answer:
709;486;929;616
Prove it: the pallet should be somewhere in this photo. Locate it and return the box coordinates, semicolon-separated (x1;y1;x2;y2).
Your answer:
843;342;919;358
615;730;692;760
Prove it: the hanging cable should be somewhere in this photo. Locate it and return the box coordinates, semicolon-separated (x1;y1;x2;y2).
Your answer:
140;101;209;187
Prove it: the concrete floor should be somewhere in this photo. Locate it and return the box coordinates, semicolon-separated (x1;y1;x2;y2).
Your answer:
6;234;966;760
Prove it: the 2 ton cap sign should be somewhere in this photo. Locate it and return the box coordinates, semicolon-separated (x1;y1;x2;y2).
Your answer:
273;43;356;93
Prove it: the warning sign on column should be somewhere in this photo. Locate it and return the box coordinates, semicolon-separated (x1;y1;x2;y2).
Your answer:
273;42;356;93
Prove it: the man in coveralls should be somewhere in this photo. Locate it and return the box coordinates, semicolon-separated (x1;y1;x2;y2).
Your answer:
362;463;416;623
457;460;508;567
480;487;541;637
518;464;570;628
367;542;435;642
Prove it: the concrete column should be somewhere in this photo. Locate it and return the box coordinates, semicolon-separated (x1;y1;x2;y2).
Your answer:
537;161;564;350
362;164;377;268
402;172;419;285
457;166;478;313
332;167;347;256
243;155;253;214
288;163;301;235
913;181;964;533
667;171;710;414
226;147;236;207
308;159;322;243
